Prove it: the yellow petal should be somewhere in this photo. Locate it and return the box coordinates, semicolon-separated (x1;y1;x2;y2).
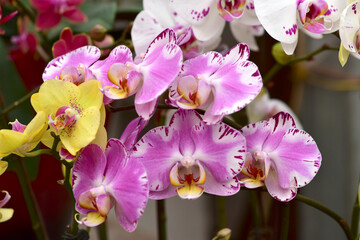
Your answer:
0;161;8;175
60;106;100;155
30;93;42;113
75;212;106;227
103;86;128;99
91;125;107;151
177;183;204;199
77;80;103;110
0;130;27;157
0;208;14;223
36;79;80;115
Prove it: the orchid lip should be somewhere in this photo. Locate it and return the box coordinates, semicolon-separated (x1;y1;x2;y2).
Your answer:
49;106;80;133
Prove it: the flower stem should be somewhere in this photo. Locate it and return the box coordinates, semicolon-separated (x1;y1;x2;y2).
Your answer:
351;191;360;237
280;203;290;240
157;199;167;240
217;196;227;229
13;156;49;240
98;222;108;240
263;44;339;85
295;194;354;240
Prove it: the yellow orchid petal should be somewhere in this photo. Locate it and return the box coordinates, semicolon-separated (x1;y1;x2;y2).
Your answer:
34;79;80;115
177;183;204;199
30;93;42;113
77;80;103;110
103;86;128;99
0;161;8;175
0;208;14;223
60;106;100;155
0;130;27;157
91;125;107;151
75;212;106;227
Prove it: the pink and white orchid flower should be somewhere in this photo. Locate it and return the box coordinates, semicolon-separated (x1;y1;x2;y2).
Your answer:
30;0;87;30
339;0;360;66
238;112;321;201
254;0;345;54
72;139;149;230
132;109;246;200
91;28;183;120
168;43;262;124
131;0;222;59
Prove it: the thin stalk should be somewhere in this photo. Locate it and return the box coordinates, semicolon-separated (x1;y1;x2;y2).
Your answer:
280;203;290;240
64;161;78;235
157;199;167;240
23;149;53;157
249;191;262;229
98;222;108;240
295;194;354;240
13;156;49;240
0;86;39;116
263;44;339;85
351;193;360;237
217;196;227;229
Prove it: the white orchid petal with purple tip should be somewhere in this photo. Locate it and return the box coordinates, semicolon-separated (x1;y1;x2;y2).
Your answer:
72;140;148;230
132;109;246;200
238;112;321;202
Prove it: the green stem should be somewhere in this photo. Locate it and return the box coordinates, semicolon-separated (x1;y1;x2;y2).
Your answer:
157;199;167;240
0;86;39;116
98;222;108;240
64;161;78;235
351;192;360;237
23;149;53;158
295;194;354;240
263;44;339;85
249;191;262;229
280;203;290;240
217;196;227;229
13;156;49;240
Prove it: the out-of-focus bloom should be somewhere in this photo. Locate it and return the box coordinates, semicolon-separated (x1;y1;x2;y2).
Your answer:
30;0;87;30
0;191;13;223
0;6;17;35
52;27;91;58
72;140;148;230
238;112;321;201
132;109;246;200
0;111;48;158
168;43;262;124
11;17;37;55
246;89;303;129
339;0;360;66
254;0;345;54
132;0;223;58
31;79;103;156
92;28;182;120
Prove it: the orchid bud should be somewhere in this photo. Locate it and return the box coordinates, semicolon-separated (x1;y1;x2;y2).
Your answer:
90;24;107;42
212;228;231;240
271;42;294;65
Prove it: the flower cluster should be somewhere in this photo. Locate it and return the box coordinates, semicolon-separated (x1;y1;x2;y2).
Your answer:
0;0;331;235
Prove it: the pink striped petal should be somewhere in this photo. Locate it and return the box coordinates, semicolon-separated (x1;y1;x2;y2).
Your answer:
120;117;148;151
265;167;297;201
43;46;100;81
135;29;182;104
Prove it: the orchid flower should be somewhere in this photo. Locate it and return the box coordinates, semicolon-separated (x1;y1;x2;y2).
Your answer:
11;17;37;55
31;79;103;156
238;112;321;201
132;109;246;200
339;0;360;66
254;0;345;54
72;139;148;231
0;191;13;223
131;0;221;58
0;111;48;158
91;28;182;120
168;43;262;124
0;6;17;35
30;0;87;30
52;27;91;58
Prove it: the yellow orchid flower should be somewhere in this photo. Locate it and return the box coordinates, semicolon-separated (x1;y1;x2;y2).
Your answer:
0;111;48;158
31;79;103;156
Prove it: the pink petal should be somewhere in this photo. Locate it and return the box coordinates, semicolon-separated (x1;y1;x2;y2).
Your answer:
43;46;100;81
72;144;107;213
36;11;61;30
30;0;51;11
52;40;69;58
63;7;87;23
0;191;11;208
135;29;182;104
134;98;158;120
120;117;148;151
265;167;297;202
